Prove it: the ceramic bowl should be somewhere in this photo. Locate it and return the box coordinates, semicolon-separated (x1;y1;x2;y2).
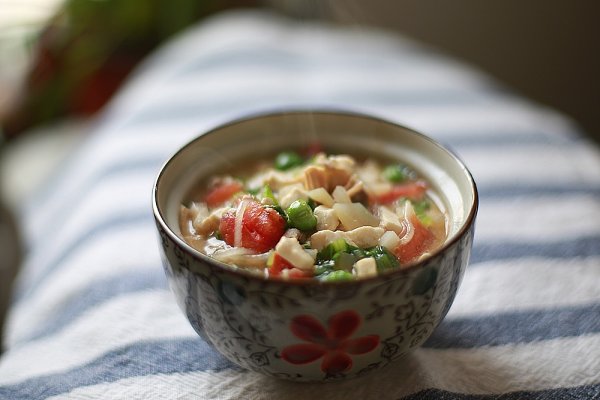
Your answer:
152;110;478;382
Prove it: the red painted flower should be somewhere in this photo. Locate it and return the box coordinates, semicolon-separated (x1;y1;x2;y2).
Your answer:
281;310;379;375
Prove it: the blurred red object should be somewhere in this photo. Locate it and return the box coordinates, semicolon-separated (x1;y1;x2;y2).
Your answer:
1;0;257;140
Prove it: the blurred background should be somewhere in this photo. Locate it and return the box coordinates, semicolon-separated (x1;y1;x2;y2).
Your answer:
1;1;599;145
0;0;599;346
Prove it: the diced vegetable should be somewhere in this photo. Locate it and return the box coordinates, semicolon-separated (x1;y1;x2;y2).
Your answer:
333;203;379;230
309;230;347;251
411;199;432;225
212;247;270;268
275;151;304;171
269;253;294;275
219;200;286;253
353;257;377;278
394;211;434;264
261;185;278;206
332;186;352;203
314;260;335;277
317;238;351;261
343;226;384;248
304;142;324;157
278;183;308;209
204;181;244;207
332;251;356;271
307;188;335;208
314;206;339;231
369;246;400;272
286;199;317;231
372;181;428;204
287;268;312;279
383;164;409;183
379;230;400;250
274;236;315;271
319;270;354;282
181;149;446;281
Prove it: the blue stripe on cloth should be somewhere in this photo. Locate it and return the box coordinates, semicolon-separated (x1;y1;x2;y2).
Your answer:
425;303;600;349
18;267;167;344
14;213;154;303
401;384;600;399
0;338;237;400
470;235;600;264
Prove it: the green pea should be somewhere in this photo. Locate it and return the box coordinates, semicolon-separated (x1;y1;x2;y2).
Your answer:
320;270;354;282
383;164;408;183
275;151;304;171
286;199;317;231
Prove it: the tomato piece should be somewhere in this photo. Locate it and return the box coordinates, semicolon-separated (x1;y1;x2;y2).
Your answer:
303;142;324;157
288;268;312;279
372;181;428;205
219;201;286;253
270;253;294;275
394;214;434;264
204;181;243;207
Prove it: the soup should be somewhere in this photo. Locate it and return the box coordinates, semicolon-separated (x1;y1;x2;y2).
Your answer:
179;148;446;281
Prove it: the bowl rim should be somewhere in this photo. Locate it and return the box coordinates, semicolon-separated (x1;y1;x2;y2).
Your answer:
152;108;479;285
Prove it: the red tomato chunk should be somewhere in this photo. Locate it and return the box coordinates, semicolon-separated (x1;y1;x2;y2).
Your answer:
204;181;243;207
219;201;286;253
394;213;434;264
372;181;428;205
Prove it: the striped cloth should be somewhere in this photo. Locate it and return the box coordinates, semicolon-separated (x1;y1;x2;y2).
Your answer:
2;10;600;399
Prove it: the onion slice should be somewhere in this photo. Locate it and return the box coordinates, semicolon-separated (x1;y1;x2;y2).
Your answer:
234;199;249;248
212;248;269;269
396;202;415;246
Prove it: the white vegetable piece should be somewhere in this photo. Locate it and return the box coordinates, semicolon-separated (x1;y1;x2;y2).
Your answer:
346;180;364;198
378;206;404;234
190;202;209;225
354;257;377;278
278;183;309;209
314;206;340;231
332;186;352;203
212;248;270;268
309;230;351;251
275;237;315;271
246;169;300;191
309;226;383;251
192;204;227;236
344;226;384;248
333;202;379;230
323;155;356;172
356;160;391;197
307;188;335;208
379;230;401;250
